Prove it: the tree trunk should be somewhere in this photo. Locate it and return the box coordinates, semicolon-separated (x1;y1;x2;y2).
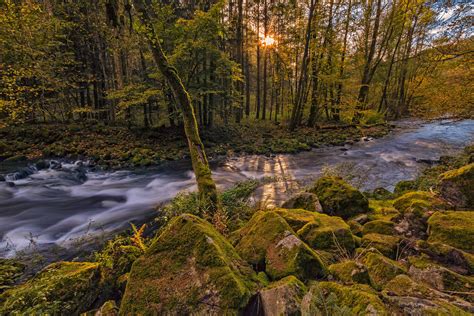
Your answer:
133;0;220;212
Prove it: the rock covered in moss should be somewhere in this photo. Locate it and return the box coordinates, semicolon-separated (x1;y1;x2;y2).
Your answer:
393;191;445;217
383;275;473;315
273;208;321;231
362;252;406;290
301;282;387;315
328;260;370;285
0;259;25;292
281;192;323;213
362;220;395;236
233;211;325;280
394;180;417;196
297;214;355;252
308;176;369;219
416;240;474;275
438;163;474;208
427;211;474;253
361;233;401;259
408;256;474;303
256;276;307;316
95;300;119;316
119;214;258;315
0;262;101;315
347;219;364;236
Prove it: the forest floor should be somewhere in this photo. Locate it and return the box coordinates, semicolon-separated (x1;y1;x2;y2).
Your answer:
0;121;390;169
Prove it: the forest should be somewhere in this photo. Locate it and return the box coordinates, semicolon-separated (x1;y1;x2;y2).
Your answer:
0;0;473;315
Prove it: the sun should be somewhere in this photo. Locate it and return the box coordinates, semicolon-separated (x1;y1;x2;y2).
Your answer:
261;35;276;47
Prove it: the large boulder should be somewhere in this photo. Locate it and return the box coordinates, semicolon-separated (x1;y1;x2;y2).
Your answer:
119;214;258;315
301;282;387;315
408;256;474;303
328;260;370;285
308;176;369;219
393;191;445;216
383;274;473;314
274;208;355;252
361;233;401;259
427;211;474;253
438;163;474;208
362;252;406;290
234;211;326;281
254;276;307;316
281;192;323;213
0;262;101;315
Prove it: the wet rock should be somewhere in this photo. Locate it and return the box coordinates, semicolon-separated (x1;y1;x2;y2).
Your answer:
383;274;473;314
281;192;323;213
309;176;369;219
49;160;62;170
6;181;14;187
120;214;258;315
233;211;325;280
361;233;401;259
301;282;387;315
438;163;474;208
328;260;371;285
362;252;406;290
257;276;307;316
427;211;474;253
35;160;49;170
0;262;101;315
0;175;5;182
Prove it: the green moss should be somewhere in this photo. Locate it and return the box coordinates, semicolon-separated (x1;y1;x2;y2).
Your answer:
363;252;406;290
120;214;258;315
297;216;356;252
361;233;401;259
281;192;323;212
328;260;370;285
362;220;395;236
0;262;101;315
233;210;326;281
416;240;474;274
383;275;471;315
347;220;363;236
0;259;25;292
408;256;474;302
308;176;369;219
438;163;474;208
393;180;417;196
301;282;387;315
427;211;474;252
393;191;444;217
273;208;320;231
259;276;307;316
367;199;400;221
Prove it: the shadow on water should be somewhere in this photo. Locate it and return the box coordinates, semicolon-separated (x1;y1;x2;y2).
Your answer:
0;119;473;258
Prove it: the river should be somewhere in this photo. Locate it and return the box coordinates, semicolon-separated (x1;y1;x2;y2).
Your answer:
1;119;473;258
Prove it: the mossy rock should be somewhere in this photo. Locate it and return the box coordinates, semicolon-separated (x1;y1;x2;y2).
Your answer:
234;211;325;281
0;262;101;315
301;282;387;315
416;240;474;274
296;213;355;252
91;300;119;316
383;275;472;315
328;260;370;285
362;220;395;236
408;256;474;303
273;208;320;231
438;163;474;208
347;219;364;236
0;259;25;292
361;233;401;259
308;176;369;219
394;180;417;196
362;252;406;290
427;211;474;253
367;187;393;200
367;199;400;222
281;192;323;213
120;214;258;315
254;276;307;316
393;191;445;217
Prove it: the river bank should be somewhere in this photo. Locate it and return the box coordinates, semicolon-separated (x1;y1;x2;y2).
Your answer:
0;121;390;170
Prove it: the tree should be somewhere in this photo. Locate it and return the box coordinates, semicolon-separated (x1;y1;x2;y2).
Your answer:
132;0;220;214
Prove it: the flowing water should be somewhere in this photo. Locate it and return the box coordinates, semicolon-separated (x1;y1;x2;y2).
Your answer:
1;119;473;258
